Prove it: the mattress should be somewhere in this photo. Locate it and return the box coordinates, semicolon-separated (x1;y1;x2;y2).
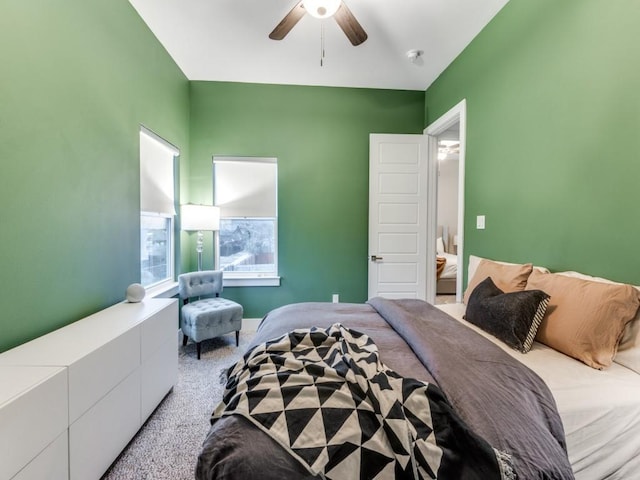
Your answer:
438;252;458;279
437;303;640;480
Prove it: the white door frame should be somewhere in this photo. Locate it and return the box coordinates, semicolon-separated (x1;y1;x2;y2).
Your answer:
425;99;467;303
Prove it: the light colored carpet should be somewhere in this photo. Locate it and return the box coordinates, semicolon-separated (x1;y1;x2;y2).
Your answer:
435;294;457;305
101;329;256;480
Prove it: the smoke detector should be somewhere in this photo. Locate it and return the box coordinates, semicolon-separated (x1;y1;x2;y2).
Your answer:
406;49;424;63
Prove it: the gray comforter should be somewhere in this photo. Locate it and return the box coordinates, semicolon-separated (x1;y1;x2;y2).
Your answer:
196;299;574;479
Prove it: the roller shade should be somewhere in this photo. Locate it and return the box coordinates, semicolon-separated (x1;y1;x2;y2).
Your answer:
214;157;277;218
140;128;178;215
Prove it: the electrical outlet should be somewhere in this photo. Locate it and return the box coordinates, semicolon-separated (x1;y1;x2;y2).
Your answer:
332;294;339;303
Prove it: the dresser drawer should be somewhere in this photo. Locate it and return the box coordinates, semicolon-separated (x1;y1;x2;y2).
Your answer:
141;334;178;420
69;369;141;480
0;366;67;480
68;326;140;423
12;431;68;480
141;301;178;361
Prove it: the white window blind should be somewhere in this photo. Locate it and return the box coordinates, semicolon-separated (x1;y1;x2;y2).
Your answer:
140;128;178;214
139;127;178;290
213;156;277;217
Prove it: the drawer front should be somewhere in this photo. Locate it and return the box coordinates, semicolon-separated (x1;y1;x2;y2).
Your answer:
69;369;141;480
12;431;68;480
68;326;140;423
141;301;178;361
141;335;178;420
0;368;67;480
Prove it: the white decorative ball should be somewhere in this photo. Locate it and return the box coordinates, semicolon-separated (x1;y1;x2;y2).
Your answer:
126;283;146;303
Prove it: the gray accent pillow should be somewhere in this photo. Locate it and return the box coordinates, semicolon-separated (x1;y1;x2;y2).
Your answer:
465;276;550;353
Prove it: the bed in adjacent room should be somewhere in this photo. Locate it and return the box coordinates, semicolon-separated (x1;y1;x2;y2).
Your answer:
436;251;458;294
195;256;640;480
436;229;458;295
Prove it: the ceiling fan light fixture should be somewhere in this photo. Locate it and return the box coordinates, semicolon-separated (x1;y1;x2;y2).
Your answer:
303;0;341;19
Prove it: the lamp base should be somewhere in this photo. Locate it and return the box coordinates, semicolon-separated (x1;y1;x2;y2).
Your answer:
196;231;204;271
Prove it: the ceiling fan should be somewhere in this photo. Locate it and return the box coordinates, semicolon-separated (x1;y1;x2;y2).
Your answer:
269;0;368;46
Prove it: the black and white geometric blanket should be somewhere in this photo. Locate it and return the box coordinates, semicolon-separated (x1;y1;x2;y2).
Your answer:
212;324;516;480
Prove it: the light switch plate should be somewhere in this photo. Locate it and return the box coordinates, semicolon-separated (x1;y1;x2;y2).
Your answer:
476;215;486;229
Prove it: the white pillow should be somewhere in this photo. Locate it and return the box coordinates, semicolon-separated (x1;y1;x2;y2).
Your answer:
436;237;445;255
557;271;640;374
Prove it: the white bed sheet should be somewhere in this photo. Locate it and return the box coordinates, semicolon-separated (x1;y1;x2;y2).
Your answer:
438;252;458;279
436;303;640;480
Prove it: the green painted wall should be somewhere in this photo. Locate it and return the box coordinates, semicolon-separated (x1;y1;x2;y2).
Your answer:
425;0;640;286
188;82;425;317
0;1;189;352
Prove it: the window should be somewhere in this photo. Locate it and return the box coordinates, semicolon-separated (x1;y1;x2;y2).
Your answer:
140;127;178;289
219;218;275;273
140;214;172;286
214;156;279;286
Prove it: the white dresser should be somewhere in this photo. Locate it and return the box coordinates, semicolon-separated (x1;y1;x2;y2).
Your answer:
0;298;178;480
0;366;68;480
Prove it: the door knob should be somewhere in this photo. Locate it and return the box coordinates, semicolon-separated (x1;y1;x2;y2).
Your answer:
370;255;383;262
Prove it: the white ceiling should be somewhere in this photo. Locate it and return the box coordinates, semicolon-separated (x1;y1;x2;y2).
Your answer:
127;0;510;91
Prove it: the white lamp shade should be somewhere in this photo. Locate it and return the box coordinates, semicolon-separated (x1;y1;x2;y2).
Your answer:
303;0;341;19
181;205;220;231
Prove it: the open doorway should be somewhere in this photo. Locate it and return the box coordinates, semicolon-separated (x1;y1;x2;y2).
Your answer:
435;124;460;304
425;100;466;304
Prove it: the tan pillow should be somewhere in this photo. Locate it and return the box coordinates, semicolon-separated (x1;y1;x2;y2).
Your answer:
463;258;533;304
526;270;640;369
557;271;640;373
467;255;549;285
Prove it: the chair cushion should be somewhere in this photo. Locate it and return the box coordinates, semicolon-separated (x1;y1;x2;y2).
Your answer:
179;270;223;298
181;298;243;343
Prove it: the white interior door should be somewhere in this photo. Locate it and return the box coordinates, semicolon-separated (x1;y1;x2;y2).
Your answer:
368;134;430;300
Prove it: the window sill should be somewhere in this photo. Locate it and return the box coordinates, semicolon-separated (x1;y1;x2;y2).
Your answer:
146;281;179;298
223;276;281;287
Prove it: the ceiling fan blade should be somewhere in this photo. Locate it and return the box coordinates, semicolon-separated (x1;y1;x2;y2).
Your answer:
334;2;368;46
269;1;306;40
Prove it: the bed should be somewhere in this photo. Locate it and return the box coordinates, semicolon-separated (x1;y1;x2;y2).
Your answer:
436;252;458;295
196;257;640;480
438;303;640;479
436;229;458;295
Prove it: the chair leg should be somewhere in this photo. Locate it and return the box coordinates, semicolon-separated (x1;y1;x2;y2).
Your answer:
196;342;202;360
235;330;240;347
182;334;188;346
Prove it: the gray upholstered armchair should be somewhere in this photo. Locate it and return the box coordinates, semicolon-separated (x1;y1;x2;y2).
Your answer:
178;270;243;359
